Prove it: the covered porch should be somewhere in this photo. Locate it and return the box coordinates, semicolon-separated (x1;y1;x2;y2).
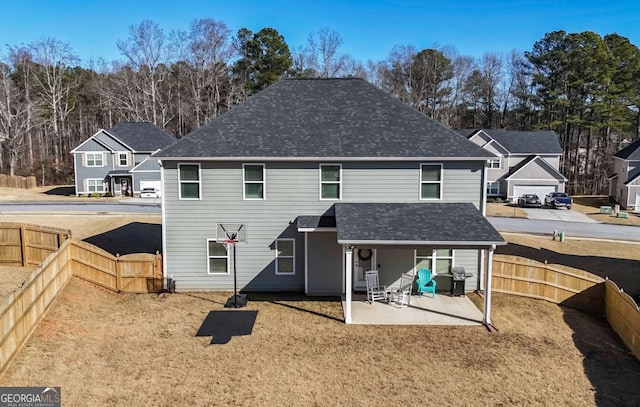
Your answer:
300;202;506;326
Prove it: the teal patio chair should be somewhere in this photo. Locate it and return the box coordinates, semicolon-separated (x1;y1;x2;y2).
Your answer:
416;268;436;298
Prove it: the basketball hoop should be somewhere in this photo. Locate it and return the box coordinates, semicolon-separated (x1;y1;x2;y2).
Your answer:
222;239;236;251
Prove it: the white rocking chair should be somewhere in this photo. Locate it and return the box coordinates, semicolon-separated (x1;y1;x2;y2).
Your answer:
365;270;387;304
390;272;413;307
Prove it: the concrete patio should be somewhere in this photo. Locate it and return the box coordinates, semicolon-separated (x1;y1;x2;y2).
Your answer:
343;293;484;325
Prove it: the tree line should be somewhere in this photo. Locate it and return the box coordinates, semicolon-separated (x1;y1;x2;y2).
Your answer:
1;19;639;194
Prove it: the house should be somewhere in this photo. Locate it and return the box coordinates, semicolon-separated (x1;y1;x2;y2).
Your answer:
71;122;175;196
609;138;640;211
155;78;506;324
457;129;566;201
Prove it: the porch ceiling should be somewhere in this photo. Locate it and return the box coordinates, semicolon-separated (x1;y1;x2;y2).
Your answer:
333;202;505;246
106;170;132;177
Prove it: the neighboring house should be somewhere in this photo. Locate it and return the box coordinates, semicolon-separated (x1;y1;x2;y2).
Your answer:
609;138;640;211
155;78;506;324
457;129;567;201
71;122;175;196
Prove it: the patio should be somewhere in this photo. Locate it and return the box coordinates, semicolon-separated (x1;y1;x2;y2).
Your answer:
343;293;484;325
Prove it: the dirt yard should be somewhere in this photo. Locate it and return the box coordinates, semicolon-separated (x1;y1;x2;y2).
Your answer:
0;266;37;300
572;196;640;226
1;277;638;406
486;202;527;218
0;185;118;202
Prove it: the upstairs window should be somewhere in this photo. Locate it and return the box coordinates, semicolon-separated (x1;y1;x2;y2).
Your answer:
118;153;129;167
320;164;341;200
86;153;104;167
243;164;265;200
420;164;442;200
488;158;501;169
179;164;201;199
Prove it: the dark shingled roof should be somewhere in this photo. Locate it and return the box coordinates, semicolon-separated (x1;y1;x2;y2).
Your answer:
624;167;640;185
615;139;640;160
297;216;337;229
157;79;493;159
106;122;175;152
333;203;505;245
458;129;562;154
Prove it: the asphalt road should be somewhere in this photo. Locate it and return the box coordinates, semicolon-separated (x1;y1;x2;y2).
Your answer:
0;201;161;214
489;217;640;242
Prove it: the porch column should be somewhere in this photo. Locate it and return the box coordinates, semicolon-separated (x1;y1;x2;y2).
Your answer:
483;245;495;325
345;245;353;324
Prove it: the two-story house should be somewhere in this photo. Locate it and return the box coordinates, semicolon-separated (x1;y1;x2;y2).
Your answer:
457;129;566;202
71;122;175;196
155;78;506;324
609;139;640;211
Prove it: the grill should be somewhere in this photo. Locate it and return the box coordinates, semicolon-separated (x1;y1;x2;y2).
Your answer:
451;267;467;296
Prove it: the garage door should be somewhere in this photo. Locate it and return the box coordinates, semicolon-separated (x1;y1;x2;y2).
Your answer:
513;185;557;201
140;180;162;197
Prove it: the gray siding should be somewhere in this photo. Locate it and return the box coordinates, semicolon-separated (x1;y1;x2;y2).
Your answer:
377;247;414;290
75;138;111;152
163;160;485;291
510;160;561;180
95;131;129;151
132;171;161;192
73;151;113;194
307;232;343;295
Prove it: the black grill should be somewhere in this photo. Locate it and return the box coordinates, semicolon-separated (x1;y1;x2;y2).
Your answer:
451;267;466;296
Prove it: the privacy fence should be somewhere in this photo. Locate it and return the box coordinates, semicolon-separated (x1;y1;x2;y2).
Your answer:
0;175;37;189
0;223;70;266
0;224;163;375
493;254;640;362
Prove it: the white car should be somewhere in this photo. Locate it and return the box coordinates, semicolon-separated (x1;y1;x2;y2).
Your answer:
140;188;160;198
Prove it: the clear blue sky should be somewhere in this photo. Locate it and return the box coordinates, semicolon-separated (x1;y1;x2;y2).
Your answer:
1;0;639;65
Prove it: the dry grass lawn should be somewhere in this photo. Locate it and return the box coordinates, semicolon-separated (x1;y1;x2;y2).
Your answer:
486;202;527;218
572;196;640;226
0;266;37;300
0;185;118;202
2;278;638;406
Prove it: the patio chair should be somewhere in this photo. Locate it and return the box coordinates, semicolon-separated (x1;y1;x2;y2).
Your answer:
390;272;413;307
416;268;436;298
365;270;387;304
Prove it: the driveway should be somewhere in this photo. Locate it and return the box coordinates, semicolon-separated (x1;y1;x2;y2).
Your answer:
521;207;599;223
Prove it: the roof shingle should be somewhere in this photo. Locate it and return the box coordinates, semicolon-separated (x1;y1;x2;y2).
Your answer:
106;122;175;152
459;129;562;154
614;139;640;160
157;79;493;159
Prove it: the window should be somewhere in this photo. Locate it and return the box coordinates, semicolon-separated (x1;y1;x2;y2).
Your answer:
487;181;500;196
179;164;200;199
275;238;295;275
243;164;265;200
85;153;104;167
320;164;341;200
207;240;229;274
118;153;129;167
488;158;501;169
415;248;454;275
420;164;442;199
87;179;105;193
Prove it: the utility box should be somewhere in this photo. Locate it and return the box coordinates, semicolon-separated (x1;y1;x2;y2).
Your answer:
617;212;629;219
600;206;612;214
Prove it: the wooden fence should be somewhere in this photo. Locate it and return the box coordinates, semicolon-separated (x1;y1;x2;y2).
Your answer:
0;238;163;375
0;175;37;189
492;254;640;361
492;254;605;313
0;223;70;267
605;279;640;361
0;239;73;375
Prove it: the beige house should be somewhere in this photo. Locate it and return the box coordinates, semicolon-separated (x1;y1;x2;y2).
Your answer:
457;129;567;201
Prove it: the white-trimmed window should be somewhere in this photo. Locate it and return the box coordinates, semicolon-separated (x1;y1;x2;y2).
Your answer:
320;164;341;200
275;238;295;275
420;164;442;200
415;248;454;275
487;181;500;196
86;178;105;193
178;163;201;199
207;239;229;274
243;164;265;200
118;152;129;167
488;158;501;169
85;152;104;167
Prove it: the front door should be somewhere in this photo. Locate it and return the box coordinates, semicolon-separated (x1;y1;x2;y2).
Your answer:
353;248;376;291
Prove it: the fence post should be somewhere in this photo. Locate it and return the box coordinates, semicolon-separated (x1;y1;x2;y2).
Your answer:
19;225;26;266
115;253;121;292
155;251;163;292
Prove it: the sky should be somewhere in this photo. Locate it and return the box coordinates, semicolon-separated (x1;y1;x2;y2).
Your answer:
1;0;639;66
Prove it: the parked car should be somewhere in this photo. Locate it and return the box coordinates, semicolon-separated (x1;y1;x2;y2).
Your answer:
544;192;572;209
140;187;160;198
517;194;542;208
